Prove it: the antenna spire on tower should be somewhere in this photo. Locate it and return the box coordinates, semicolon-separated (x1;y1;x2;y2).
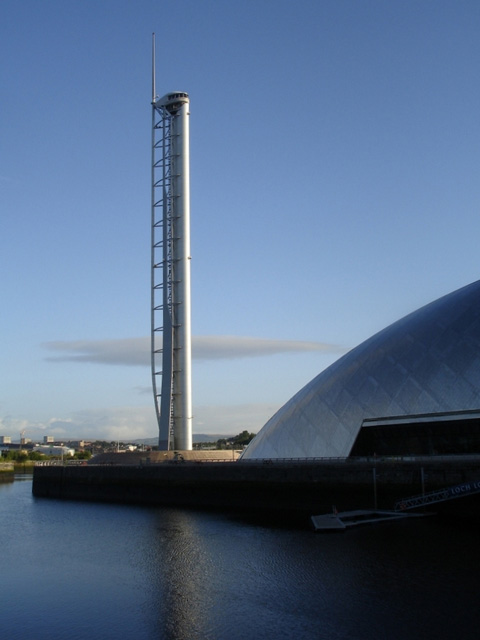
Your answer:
152;33;156;103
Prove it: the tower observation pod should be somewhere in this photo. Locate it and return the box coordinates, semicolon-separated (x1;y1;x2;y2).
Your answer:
151;86;193;451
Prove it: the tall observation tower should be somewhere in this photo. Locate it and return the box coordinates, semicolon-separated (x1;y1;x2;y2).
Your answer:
151;39;193;451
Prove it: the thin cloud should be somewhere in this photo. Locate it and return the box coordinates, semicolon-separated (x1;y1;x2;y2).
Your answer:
44;335;346;367
193;336;344;360
44;338;149;367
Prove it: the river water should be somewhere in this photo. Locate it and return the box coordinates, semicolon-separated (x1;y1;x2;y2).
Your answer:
2;477;480;640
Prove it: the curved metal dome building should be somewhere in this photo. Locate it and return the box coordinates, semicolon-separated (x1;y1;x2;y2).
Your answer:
241;280;480;460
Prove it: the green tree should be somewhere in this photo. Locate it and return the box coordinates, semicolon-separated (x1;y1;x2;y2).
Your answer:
233;430;256;446
74;451;92;460
28;451;45;461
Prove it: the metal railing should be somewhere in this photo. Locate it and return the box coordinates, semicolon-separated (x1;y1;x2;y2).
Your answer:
394;478;480;511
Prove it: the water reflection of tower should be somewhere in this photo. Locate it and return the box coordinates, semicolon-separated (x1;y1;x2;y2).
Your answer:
151;38;193;451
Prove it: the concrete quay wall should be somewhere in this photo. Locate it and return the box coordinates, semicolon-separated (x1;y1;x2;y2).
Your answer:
32;457;480;515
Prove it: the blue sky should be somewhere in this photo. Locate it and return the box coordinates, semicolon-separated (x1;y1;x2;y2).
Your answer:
2;0;480;442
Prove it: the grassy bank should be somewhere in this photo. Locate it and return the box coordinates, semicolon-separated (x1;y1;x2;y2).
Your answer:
13;462;36;475
0;464;14;482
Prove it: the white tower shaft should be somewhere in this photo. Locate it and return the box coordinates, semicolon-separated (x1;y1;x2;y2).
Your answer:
151;90;193;451
170;100;192;450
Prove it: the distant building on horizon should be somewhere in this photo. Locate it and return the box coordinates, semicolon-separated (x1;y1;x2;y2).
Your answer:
34;445;75;457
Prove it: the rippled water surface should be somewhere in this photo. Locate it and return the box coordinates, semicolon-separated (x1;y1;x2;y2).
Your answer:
2;478;480;639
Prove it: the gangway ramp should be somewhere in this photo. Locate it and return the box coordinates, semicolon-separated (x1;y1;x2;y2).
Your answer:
311;509;427;532
394;479;480;512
